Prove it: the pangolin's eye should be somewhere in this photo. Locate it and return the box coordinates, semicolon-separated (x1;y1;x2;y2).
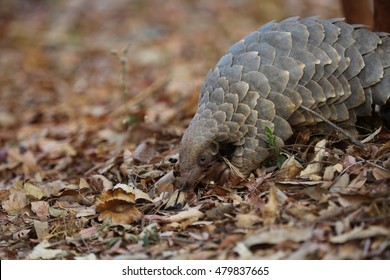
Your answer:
197;153;209;167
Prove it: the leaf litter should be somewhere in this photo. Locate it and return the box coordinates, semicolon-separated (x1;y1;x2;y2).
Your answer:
0;0;389;260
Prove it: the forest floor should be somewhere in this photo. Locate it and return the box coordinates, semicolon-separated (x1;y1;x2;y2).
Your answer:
0;0;389;259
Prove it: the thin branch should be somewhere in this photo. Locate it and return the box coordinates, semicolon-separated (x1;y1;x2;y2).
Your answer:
300;105;364;148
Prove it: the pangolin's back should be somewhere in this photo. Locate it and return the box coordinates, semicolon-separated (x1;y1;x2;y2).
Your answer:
179;17;390;182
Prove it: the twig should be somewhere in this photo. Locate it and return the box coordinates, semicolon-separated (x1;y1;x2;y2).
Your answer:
119;44;130;97
111;45;130;97
300;105;364;147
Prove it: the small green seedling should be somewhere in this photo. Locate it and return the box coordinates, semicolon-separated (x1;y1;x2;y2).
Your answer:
264;126;287;169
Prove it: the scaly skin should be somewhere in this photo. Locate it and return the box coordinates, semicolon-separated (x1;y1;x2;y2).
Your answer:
177;17;390;189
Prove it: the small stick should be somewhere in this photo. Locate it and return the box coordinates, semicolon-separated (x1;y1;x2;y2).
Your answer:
300;105;365;147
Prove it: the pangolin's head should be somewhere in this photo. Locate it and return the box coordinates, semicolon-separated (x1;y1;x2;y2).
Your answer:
177;118;219;190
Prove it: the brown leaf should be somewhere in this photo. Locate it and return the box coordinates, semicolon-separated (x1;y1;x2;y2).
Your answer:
165;189;188;209
43;180;78;198
6;147;39;175
330;226;390;243
244;226;313;246
233;242;253;259
263;185;280;225
235;213;261;228
114;183;152;201
342;154;357;168
28;240;67;260
24;182;44;200
2;192;29;215
33;220;50;241
31;201;50;221
12;229;31;241
278;154;303;179
96;188;142;224
301;186;328;201
299;139;327;179
132;142;157;163
37;138;77;158
90;175;114;191
245;172;272;191
154;170;176;195
0;111;16;127
48;207;67;218
205;203;234;220
319;201;342;220
163;208;204;223
219;234;244;250
323;163;343;181
337;194;372;208
79;226;99;239
372;167;390;180
329;173;350;193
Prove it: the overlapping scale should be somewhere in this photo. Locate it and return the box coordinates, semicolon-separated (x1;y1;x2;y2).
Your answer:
186;17;390;177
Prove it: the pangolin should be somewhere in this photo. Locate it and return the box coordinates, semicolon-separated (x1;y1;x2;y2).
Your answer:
177;17;390;189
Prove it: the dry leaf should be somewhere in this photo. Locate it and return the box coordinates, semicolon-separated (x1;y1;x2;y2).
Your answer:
2;192;29;215
219;234;244;250
330;173;350;192
229;193;243;206
31;201;50;221
79;226;99;239
299;139;327;179
12;229;31;241
154;170;176;195
0;111;16;127
164;208;204;223
233;242;253;259
24;182;44;199
114;183;152;201
37;138;77;157
319;201;342;219
337;194;371;208
343;155;357;168
263;186;280;225
79;178;91;190
74;253;97;260
43;180;77;197
96;188;142;224
28;240;67;259
75;206;96;218
33;220;50;241
323;163;343;181
278;154;303;179
235;213;261;228
90;174;114;191
361;126;382;143
244;226;313;246
6;147;39;174
165;190;187;209
323;243;363;259
132;142;157;163
330;226;390;243
49;207;67;217
205;203;234;220
301;186;327;201
372;167;390;180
